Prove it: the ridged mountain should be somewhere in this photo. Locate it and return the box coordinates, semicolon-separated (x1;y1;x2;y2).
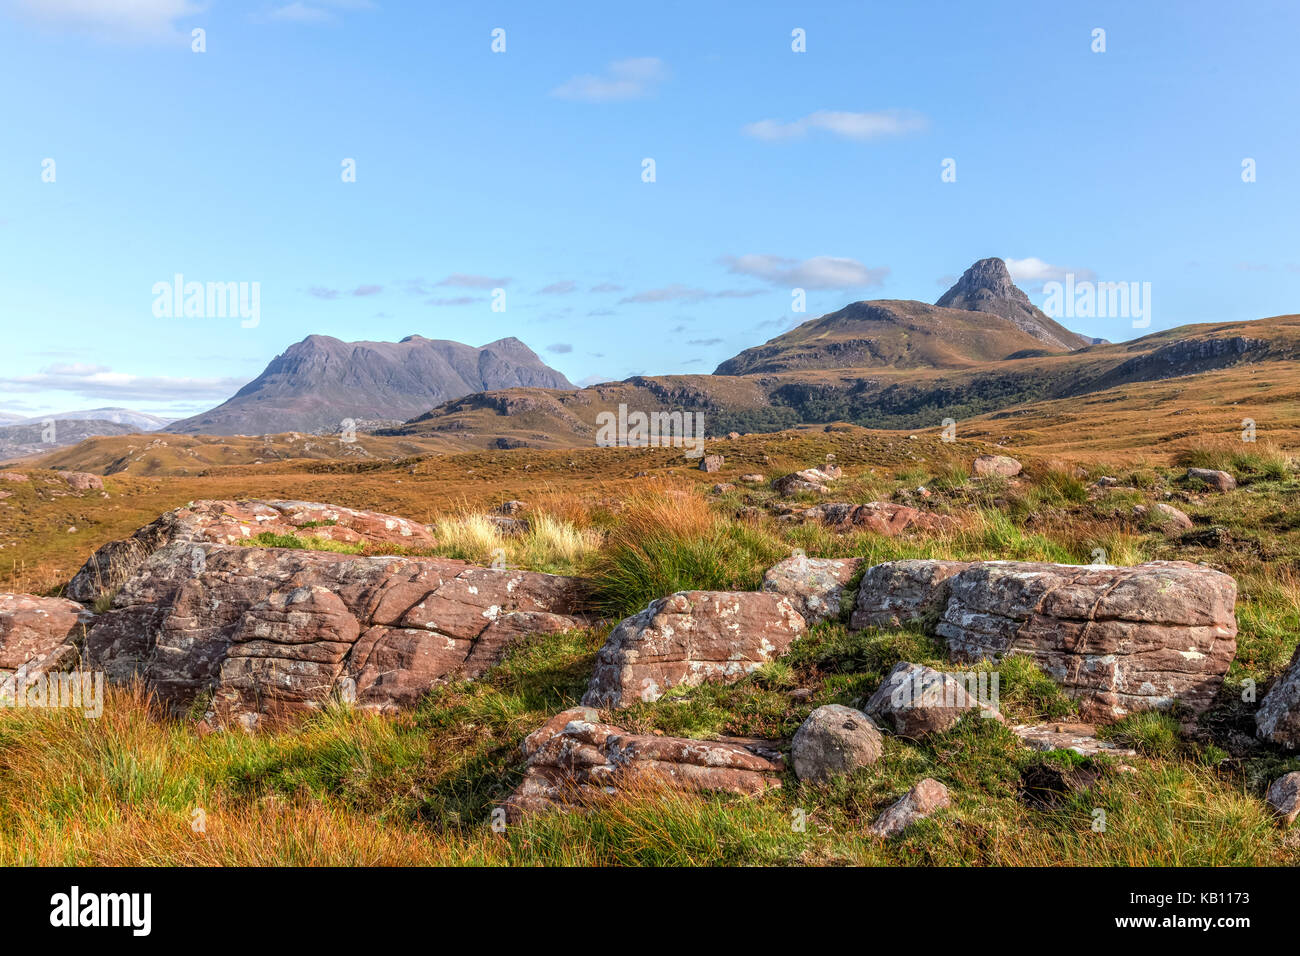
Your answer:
714;257;1090;375
166;334;575;435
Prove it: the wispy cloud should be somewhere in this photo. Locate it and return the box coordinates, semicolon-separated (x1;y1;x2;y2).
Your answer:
539;280;577;295
7;0;201;42
307;284;383;299
546;343;573;354
552;57;667;102
0;363;246;404
590;282;625;293
687;338;724;346
265;0;376;25
722;254;888;290
618;284;764;304
743;109;927;143
436;273;509;289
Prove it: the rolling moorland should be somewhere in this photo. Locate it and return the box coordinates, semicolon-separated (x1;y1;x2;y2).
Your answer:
1;259;1298;865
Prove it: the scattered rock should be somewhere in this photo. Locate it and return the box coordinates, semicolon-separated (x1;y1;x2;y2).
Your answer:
58;471;104;492
850;559;972;630
582;591;806;708
0;472;28;483
1186;468;1236;491
486;514;527;535
727;431;741;440
796;501;957;536
711;483;736;494
0;593;92;685
761;554;862;626
1095;476;1119;487
700;454;724;473
495;500;527;515
971;455;1022;478
1257;645;1300;750
938;560;1238;721
791;704;883;783
1013;722;1137;758
67;499;438;604
503;707;784;820
865;662;1000;738
772;467;841;495
1134;502;1194;531
84;541;591;727
739;474;766;483
869;778;951;839
1265;772;1300;827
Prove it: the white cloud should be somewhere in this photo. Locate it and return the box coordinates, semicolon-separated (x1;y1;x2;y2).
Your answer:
7;0;202;41
266;0;375;23
722;254;889;290
552;57;667;102
0;362;246;404
618;284;764;304
435;273;509;289
1005;257;1097;284
539;280;577;295
743;109;927;143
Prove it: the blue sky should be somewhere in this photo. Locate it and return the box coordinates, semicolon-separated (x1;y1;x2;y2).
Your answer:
1;0;1297;418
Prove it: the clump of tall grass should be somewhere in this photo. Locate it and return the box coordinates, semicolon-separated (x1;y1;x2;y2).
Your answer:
587;491;785;617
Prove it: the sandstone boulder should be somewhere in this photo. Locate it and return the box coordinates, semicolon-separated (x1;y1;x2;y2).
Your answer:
1266;772;1300;827
1012;722;1137;758
937;560;1237;721
582;591;806;708
1257;645;1300;750
762;555;862;627
67;499;437;603
699;454;724;473
1134;502;1194;531
0;593;92;684
0;472;29;483
850;559;972;630
1187;468;1236;491
503;707;784;820
59;471;104;492
791;704;882;783
971;455;1022;478
869;778;951;839
739;474;765;483
865;661;1001;738
84;541;590;728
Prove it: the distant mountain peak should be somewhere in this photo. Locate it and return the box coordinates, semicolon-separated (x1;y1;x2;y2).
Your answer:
166;334;574;436
936;257;1091;351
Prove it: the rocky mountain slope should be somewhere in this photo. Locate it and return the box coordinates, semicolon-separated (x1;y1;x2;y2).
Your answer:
934;257;1094;351
166;334;575;436
0;419;139;463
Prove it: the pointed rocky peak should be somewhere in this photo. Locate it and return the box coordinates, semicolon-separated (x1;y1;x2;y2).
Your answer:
935;257;1091;351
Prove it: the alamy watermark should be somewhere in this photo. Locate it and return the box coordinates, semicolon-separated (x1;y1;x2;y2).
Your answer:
890;669;1000;715
1040;273;1152;329
1;670;104;718
152;274;260;328
595;403;706;458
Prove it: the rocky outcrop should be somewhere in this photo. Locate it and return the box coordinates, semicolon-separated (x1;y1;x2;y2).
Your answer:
762;555;861;626
0;593;92;683
850;559;972;630
864;661;1001;738
793;501;957;536
502;707;784;820
1257;646;1300;750
582;591;806;708
791;704;882;783
868;778;952;839
67;499;436;603
971;454;1022;478
937;561;1237;721
699;454;723;473
84;542;590;728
